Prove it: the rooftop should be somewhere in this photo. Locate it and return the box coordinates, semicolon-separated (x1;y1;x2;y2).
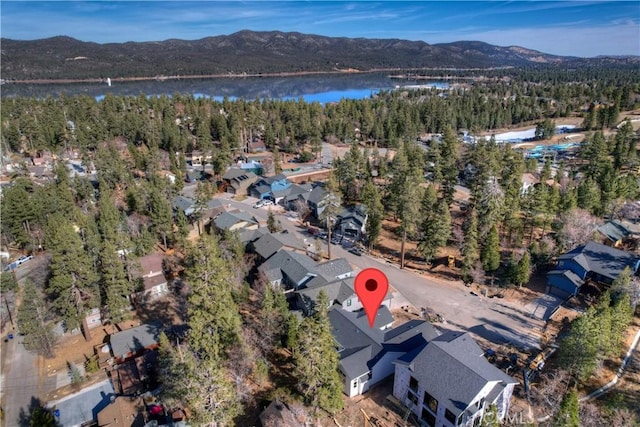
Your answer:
558;241;639;281
397;331;517;417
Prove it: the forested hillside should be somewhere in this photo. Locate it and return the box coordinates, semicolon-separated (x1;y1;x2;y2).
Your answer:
2;30;638;80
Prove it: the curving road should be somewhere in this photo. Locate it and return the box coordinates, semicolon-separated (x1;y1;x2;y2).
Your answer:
219;193;545;351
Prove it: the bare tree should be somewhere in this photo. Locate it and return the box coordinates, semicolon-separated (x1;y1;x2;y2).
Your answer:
555;208;602;252
294;199;311;222
529;369;572;419
579;401;605;427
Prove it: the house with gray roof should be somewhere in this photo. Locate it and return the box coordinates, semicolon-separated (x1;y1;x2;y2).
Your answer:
222;168;257;195
258;249;319;290
597;219;640;248
173;195;196;217
110;321;162;363
335;204;368;239
330;307;439;397
213;211;260;233
295;276;392;316
393;331;517;427
546;241;640;298
306;185;330;218
250;174;292;202
315;258;354;280
251;232;308;261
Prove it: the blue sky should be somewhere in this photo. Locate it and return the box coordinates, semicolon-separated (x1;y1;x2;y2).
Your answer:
1;1;639;57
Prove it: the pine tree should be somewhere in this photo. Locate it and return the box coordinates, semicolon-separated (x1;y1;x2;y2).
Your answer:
360;178;383;250
557;308;600;381
29;405;57;427
512;251;531;287
185;234;242;360
481;225;500;273
461;209;480;284
266;208;279;233
100;240;134;324
293;291;343;414
418;189;451;264
148;185;173;248
158;332;241;425
17;280;57;357
46;214;100;330
554;389;580;427
319;172;342;260
395;166;423;269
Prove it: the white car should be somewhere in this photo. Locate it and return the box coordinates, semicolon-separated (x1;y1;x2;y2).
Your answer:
253;201;265;209
262;199;274;206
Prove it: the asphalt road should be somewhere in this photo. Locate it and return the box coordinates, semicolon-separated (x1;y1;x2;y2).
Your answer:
2;333;40;427
220;194;545;351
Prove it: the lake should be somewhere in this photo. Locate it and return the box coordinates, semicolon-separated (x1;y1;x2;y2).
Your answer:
2;72;448;103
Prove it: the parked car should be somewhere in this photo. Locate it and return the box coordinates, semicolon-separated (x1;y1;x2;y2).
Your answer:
262;199;274;206
348;247;363;256
330;235;342;245
253;200;265;209
4;255;33;271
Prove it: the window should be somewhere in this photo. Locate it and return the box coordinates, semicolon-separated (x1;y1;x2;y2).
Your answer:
407;390;419;406
421;408;436;427
346;298;352;307
424;391;438;414
445;409;457;425
409;376;419;392
353;380;358;389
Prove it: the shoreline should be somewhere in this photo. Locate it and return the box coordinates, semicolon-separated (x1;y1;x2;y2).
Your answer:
3;69;383;85
2;66;493;85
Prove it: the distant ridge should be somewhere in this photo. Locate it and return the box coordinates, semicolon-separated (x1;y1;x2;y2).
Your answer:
1;30;638;81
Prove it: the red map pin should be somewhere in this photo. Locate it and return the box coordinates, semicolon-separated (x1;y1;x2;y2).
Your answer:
354;268;389;328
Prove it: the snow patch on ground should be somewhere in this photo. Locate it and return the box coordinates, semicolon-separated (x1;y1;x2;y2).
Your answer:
490;125;577;143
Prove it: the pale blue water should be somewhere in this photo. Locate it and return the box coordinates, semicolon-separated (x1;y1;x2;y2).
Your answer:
97;88;384;103
6;73;448;103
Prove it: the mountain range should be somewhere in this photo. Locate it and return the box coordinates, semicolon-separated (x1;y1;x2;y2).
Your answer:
1;30;638;81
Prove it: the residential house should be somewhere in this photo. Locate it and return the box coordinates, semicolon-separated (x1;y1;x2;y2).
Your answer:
97;396;145;427
237;160;264;175
334;205;368;239
294;275;392;316
258;249;319;290
247;139;267;153
238;227;269;245
251;231;309;262
185;169;204;183
114;350;158;395
110;322;162;363
315;258;355;281
250;174;292;202
31;151;54;166
393;331;517;427
136;253;169;302
222;168;257;195
597;219;640;248
546;241;640;298
187;150;212;166
520;173;539;194
283;183;313;211
213;211;260;233
306;185;330;218
172;196;196;217
330;307;440;397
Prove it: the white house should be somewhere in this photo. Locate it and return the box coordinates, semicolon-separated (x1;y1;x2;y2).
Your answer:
393;331;517;427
